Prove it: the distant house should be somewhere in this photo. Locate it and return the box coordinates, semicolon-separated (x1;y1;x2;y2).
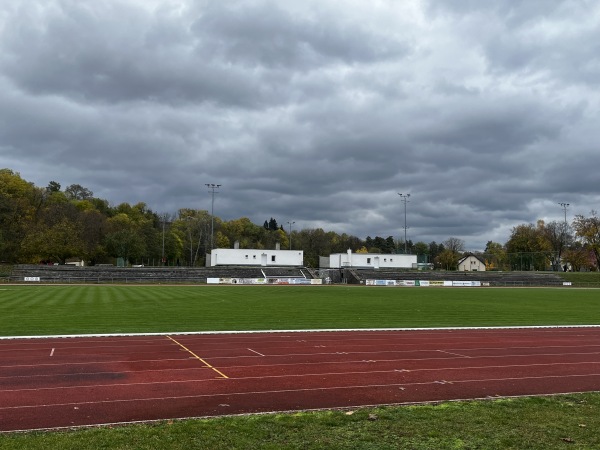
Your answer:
458;254;486;272
206;242;303;267
320;249;417;269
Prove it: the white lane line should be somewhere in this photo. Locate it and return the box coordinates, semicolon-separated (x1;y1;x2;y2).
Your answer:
4;373;600;411
4;361;600;393
3;324;600;340
438;350;470;358
247;348;265;356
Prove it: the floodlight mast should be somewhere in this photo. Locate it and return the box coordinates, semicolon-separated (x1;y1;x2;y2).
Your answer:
558;202;570;262
206;184;221;250
398;193;410;254
558;202;569;224
287;221;295;250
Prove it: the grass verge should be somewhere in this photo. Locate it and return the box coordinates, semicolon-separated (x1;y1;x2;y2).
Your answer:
2;394;600;449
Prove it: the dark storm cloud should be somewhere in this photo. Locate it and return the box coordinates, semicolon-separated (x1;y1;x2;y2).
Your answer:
1;0;599;250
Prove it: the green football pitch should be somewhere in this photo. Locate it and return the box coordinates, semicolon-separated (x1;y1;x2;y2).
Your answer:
1;285;599;337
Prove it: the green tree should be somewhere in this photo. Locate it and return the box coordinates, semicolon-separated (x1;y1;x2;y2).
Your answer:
428;241;444;262
413;241;429;256
173;209;211;266
104;229;146;265
22;217;85;264
295;228;330;267
64;184;94;200
46;181;61;193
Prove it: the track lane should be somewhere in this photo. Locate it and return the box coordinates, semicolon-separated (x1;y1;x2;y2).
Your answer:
2;328;600;431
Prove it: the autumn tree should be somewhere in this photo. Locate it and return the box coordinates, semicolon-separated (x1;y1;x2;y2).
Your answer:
506;222;552;270
0;170;42;262
541;220;573;270
483;241;508;270
572;212;600;270
437;249;460;270
562;242;593;272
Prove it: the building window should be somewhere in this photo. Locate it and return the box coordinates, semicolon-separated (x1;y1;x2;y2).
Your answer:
253;255;256;259
271;255;276;262
367;258;371;264
245;255;248;259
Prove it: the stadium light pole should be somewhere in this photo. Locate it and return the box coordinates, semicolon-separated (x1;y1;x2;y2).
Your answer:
161;213;167;266
558;202;570;270
206;184;221;250
287;221;295;250
398;193;410;254
559;202;569;225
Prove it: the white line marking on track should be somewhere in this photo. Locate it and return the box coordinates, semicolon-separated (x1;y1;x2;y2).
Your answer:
247;348;265;356
3;324;600;341
438;350;470;358
5;361;600;393
4;373;600;411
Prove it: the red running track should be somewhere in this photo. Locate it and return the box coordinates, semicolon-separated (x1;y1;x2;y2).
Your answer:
2;327;600;432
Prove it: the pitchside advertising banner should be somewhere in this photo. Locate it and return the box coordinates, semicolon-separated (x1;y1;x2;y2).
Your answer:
365;280;484;287
207;278;323;285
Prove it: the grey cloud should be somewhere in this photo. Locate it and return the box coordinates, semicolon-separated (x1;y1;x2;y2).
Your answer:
1;0;599;251
191;1;409;69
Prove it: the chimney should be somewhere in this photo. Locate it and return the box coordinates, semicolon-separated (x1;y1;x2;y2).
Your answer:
234;241;240;249
276;242;280;250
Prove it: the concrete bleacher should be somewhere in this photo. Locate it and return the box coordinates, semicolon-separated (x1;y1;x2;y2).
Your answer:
10;265;567;286
10;265;314;284
260;267;309;278
350;269;566;287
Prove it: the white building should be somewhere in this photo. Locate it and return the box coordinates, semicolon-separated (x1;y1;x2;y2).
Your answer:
457;255;486;272
206;242;304;267
320;249;417;269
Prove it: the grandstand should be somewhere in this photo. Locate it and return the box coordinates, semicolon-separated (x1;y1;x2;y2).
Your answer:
7;264;570;287
349;269;566;287
10;264;315;284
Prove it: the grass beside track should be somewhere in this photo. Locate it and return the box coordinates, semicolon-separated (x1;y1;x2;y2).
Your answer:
1;285;600;336
2;394;600;449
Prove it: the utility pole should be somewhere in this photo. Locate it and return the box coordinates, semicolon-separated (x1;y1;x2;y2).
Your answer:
398;193;410;254
206;184;221;250
287;221;295;250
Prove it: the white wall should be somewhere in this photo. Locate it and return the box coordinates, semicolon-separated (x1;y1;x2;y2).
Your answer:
208;248;304;267
326;250;417;269
458;256;486;271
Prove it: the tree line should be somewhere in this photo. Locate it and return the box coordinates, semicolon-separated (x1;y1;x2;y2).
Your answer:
1;169;599;270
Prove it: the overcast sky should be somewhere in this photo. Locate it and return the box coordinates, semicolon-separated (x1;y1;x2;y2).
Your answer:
1;1;599;250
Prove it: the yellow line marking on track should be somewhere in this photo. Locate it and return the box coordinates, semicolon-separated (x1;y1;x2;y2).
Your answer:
166;336;228;379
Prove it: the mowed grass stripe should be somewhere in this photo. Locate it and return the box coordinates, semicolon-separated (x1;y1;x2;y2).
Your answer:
1;285;599;336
